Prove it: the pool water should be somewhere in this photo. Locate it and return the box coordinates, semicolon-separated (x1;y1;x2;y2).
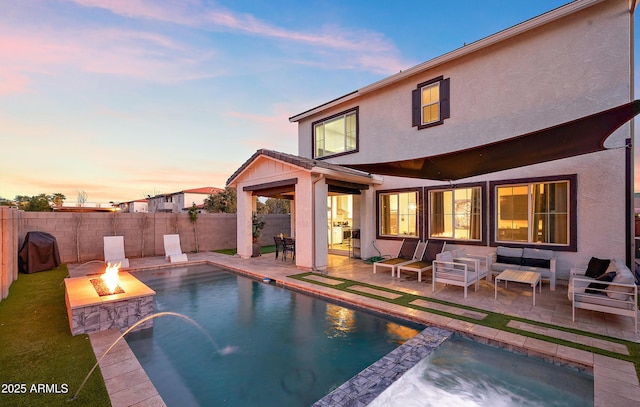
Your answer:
368;335;594;407
125;264;423;406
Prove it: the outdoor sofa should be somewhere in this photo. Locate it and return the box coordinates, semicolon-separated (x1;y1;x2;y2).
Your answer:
490;246;556;291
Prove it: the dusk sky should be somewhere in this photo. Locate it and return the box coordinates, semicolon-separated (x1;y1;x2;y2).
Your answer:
1;0;637;204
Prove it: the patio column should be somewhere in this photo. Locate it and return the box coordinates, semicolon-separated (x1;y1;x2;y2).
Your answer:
313;176;328;272
236;188;253;259
359;188;376;260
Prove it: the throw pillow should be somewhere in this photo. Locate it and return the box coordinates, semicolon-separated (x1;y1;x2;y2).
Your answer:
606;266;635;301
437;251;453;263
585;257;610;279
585;271;616;294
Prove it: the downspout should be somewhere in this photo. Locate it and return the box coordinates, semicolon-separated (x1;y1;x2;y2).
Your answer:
627;0;637;267
312;174;325;272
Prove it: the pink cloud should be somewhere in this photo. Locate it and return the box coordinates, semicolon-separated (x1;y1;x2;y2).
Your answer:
0;25;220;90
68;0;411;75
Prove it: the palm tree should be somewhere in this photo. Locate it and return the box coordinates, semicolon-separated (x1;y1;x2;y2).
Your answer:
51;193;66;208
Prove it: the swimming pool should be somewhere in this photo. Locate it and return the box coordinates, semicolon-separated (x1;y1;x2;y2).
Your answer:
125;264;424;406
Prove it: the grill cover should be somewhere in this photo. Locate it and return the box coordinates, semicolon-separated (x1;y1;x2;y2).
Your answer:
18;231;61;274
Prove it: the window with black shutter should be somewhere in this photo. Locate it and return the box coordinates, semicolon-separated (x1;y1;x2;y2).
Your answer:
412;76;450;129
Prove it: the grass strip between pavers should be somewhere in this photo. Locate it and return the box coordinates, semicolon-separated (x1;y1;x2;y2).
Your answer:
289;271;640;379
0;266;111;407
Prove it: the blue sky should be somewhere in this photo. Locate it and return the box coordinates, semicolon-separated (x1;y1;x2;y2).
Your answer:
1;0;634;203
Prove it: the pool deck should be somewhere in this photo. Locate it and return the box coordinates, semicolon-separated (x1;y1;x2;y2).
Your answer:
69;252;640;407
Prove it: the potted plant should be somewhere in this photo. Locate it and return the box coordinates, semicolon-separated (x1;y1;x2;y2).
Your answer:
251;212;265;257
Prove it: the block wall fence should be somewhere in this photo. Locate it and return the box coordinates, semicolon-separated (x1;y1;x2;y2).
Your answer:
0;207;290;301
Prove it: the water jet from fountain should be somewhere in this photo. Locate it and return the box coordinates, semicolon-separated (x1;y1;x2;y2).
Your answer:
68;311;237;402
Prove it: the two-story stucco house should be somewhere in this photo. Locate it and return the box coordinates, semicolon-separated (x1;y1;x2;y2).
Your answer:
147;187;223;213
228;0;639;282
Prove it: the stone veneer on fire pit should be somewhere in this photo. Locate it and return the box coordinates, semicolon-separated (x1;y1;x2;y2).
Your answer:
64;272;155;336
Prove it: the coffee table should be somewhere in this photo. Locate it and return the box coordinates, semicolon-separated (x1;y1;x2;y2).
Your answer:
494;269;541;305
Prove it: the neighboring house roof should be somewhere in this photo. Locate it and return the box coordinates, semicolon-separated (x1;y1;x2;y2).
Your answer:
181;187;224;194
226;149;375;186
289;0;613;123
148;187;224;198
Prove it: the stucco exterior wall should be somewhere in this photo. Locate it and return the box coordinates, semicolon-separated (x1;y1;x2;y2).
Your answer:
294;0;633;280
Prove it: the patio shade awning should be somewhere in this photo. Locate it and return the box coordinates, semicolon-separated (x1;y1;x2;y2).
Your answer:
343;100;640;181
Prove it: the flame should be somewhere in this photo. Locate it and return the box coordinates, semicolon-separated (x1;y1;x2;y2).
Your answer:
102;262;121;294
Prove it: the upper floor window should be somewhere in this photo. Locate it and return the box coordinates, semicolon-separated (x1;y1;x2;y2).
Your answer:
313;108;358;159
493;176;575;248
428;185;483;241
412;76;450;129
379;190;419;237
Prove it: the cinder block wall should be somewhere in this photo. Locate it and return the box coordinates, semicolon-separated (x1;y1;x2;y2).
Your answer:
16;212;290;264
0;207;20;300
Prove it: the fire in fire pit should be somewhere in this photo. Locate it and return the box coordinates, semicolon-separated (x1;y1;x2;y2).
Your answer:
90;262;125;296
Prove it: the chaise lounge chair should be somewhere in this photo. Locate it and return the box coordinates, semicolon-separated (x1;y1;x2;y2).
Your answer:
373;239;424;277
396;240;446;282
103;236;129;267
163;234;188;263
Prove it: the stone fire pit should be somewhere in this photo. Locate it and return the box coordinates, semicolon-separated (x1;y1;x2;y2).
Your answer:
64;271;155;336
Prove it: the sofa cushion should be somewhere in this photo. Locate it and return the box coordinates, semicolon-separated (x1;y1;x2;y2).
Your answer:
585;271;616;294
522;248;553;260
496;247;523;265
522;257;550;268
606;261;635;301
585;257;610;279
521;248;552;268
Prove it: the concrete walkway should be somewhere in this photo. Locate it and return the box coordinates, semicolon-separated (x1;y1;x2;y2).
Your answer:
69;252;640;406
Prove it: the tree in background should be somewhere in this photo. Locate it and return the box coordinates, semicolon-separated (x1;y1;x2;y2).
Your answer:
261;198;290;214
204;187;237;213
18;194;52;212
51;193;66;208
0;197;13;206
10;193;66;211
188;203;199;253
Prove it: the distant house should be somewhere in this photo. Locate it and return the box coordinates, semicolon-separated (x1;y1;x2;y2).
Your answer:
119;199;149;213
146;187;224;213
228;0;639;277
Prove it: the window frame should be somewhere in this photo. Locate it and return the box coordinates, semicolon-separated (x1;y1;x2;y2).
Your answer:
312;107;359;159
425;182;487;246
412;76;450;130
489;174;577;251
376;188;422;240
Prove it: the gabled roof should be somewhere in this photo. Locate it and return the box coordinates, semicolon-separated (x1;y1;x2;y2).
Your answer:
289;0;609;123
226;149;373;186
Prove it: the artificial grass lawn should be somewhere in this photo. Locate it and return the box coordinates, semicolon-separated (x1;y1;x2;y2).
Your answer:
0;266;111;407
214;245;277;256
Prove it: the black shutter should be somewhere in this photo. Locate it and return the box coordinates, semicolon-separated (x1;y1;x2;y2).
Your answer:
440;78;450;120
412;88;421;127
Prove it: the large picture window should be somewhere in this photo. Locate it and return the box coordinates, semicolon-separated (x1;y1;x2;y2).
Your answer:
429;186;482;241
313;108;358;158
494;177;573;246
379;191;418;237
